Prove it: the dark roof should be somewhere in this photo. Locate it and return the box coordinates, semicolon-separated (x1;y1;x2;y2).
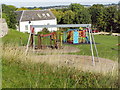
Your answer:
15;11;23;22
15;10;56;22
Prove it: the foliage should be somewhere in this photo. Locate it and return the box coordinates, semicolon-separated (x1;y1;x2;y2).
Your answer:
89;4;119;32
52;3;119;33
37;28;50;36
16;7;29;11
62;10;75;24
16;7;41;11
69;3;84;12
51;9;64;23
52;3;91;24
74;8;91;24
2;4;17;29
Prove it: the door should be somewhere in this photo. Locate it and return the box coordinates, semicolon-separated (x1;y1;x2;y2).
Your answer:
73;31;79;44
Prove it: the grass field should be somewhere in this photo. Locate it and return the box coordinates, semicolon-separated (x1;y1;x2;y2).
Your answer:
66;35;118;61
2;29;119;88
3;29;118;61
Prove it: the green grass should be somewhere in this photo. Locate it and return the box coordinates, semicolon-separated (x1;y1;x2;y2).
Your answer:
2;29;118;61
2;57;118;88
2;29;29;46
2;29;119;88
66;35;118;61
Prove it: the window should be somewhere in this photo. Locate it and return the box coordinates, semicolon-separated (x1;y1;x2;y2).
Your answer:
37;14;41;18
46;13;50;17
25;25;28;30
42;13;45;16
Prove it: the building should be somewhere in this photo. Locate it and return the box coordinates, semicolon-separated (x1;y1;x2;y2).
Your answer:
15;10;57;33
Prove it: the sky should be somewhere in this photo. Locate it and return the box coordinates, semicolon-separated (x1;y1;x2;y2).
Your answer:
0;0;119;7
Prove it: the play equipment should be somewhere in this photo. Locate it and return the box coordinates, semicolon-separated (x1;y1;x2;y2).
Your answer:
37;32;60;49
26;24;99;66
27;27;62;50
63;28;90;44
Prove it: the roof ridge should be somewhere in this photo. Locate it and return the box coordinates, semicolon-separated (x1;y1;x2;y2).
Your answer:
20;11;24;22
48;10;56;19
23;9;49;12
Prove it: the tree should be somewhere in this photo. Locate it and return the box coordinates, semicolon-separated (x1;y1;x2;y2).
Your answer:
69;3;84;12
16;7;41;11
74;8;91;24
51;9;64;24
105;6;117;32
89;4;106;31
69;3;91;24
62;10;75;24
2;4;17;29
16;7;29;11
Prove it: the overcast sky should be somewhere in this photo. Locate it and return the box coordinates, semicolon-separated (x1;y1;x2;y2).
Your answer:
0;0;119;7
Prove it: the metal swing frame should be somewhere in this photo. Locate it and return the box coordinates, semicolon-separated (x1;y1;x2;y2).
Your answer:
26;24;99;66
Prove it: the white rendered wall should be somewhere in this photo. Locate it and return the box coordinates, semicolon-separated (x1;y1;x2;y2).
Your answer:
19;19;57;33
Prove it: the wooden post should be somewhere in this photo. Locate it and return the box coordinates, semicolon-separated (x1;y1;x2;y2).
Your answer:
50;35;52;48
38;34;42;49
30;34;33;48
60;32;63;47
53;34;57;49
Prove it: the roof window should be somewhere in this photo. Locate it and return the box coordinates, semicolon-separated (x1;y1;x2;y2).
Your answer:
46;13;50;17
42;13;46;17
37;14;41;18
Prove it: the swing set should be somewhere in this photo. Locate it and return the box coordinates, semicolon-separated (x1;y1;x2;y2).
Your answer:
26;24;99;66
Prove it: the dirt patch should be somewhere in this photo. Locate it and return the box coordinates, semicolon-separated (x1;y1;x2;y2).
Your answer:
28;46;80;54
21;46;118;74
31;55;118;74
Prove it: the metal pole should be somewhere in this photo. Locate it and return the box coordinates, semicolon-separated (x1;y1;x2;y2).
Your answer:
88;27;95;66
26;32;31;53
26;22;32;53
91;31;99;62
33;32;35;52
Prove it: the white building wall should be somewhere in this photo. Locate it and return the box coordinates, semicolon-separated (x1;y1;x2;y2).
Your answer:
20;19;57;33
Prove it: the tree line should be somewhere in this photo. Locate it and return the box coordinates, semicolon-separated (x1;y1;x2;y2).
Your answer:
51;3;120;33
2;3;120;33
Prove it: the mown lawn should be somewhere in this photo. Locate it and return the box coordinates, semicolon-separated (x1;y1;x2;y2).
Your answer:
66;35;118;61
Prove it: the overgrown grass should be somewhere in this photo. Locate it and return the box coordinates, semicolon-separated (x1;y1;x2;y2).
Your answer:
2;45;118;88
2;29;118;88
